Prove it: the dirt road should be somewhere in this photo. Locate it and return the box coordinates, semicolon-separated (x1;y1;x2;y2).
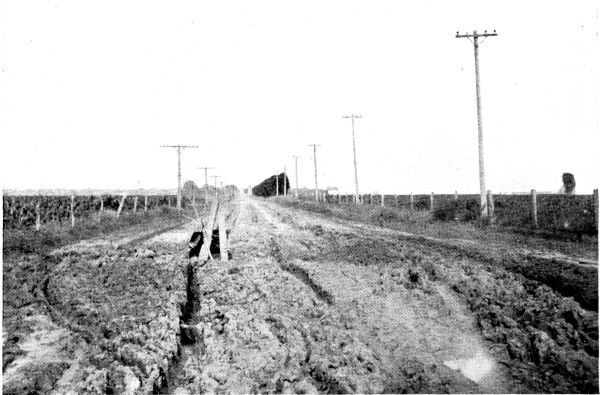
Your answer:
170;196;597;393
3;195;598;393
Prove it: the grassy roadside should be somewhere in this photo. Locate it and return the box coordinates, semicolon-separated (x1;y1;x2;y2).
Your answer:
2;207;194;258
271;197;598;262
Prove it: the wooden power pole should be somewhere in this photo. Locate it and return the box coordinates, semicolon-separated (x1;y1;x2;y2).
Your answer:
309;144;320;201
456;29;497;218
343;114;362;204
197;166;214;203
161;145;198;209
211;175;220;199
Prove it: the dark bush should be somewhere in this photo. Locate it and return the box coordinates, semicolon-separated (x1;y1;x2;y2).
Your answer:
460;198;480;221
432;201;458;221
432;198;480;222
414;197;430;211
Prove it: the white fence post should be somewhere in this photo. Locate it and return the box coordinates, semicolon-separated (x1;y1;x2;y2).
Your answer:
531;189;538;229
98;195;104;223
70;194;75;228
117;195;127;219
35;201;41;231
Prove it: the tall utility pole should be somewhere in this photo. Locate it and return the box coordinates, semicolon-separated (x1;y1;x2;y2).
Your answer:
309;144;320;201
456;29;497;218
161;145;198;209
343;114;362;204
292;156;300;199
211;175;220;199
197;166;214;203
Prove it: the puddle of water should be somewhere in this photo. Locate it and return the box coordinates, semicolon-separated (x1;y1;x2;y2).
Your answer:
151;222;199;244
443;350;494;383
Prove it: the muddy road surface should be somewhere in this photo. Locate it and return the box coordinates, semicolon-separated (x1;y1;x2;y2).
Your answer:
3;196;598;393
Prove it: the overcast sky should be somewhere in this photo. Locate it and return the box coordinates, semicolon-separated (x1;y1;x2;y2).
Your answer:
1;1;598;194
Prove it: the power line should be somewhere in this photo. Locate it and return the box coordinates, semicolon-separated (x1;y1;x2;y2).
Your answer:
343;114;362;204
309;144;320;201
456;29;498;218
161;145;198;209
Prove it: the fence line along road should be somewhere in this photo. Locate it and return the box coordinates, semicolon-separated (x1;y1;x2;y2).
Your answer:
291;189;599;233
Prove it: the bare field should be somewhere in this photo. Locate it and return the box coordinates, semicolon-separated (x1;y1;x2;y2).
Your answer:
2;195;598;393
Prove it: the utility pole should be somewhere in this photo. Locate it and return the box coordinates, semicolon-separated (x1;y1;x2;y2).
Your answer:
309;144;320;201
211;175;220;199
292;156;300;199
161;145;198;209
343;114;362;204
197;166;214;203
456;29;497;218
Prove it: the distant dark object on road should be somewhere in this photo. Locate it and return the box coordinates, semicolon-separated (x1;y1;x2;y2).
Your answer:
560;173;576;194
252;173;290;197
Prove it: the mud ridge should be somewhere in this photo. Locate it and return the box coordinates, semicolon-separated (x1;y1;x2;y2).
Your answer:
280;262;335;305
400;235;599;311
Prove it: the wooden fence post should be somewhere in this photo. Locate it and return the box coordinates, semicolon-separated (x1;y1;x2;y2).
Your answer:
70;194;75;228
144;195;148;212
410;193;414;211
487;190;495;224
454;191;459;202
531;189;538;229
35;201;41;231
430;192;435;211
117;195;127;219
381;194;385;208
394;194;398;207
98;195;104;223
18;206;24;227
133;196;138;213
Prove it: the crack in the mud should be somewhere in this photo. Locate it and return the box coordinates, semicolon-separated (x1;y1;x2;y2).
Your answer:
157;259;203;394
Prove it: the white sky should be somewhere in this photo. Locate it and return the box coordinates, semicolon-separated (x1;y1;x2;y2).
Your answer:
1;1;598;194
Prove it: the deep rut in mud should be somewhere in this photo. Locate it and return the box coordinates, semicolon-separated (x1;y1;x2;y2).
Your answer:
157;259;202;394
